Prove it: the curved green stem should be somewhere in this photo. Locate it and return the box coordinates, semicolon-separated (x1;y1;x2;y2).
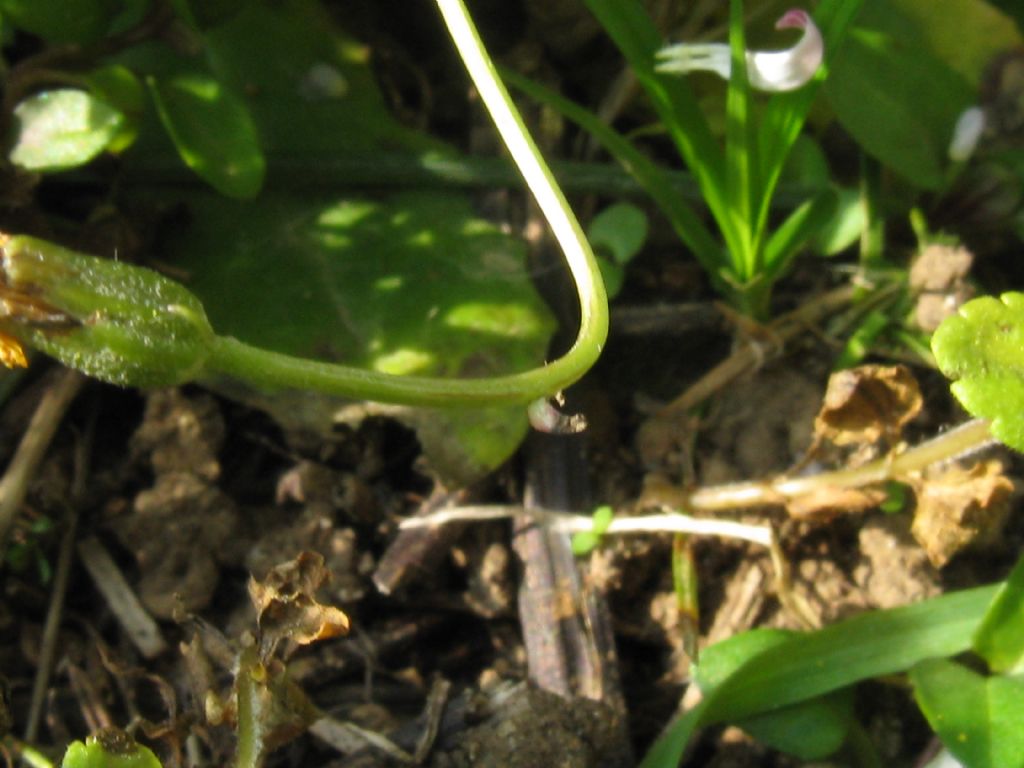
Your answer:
206;0;608;406
0;0;607;409
206;0;607;406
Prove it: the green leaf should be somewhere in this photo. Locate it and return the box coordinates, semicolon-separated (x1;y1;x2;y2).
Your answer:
172;0;252;28
148;73;265;199
760;189;837;283
835;308;890;369
571;505;615;555
158;190;555;484
725;0;757;278
912;659;1024;768
824;3;978;189
588;203;648;266
588;203;647;300
873;0;1022;87
201;0;440;157
880;481;909;514
61;732;164;768
582;0;737;258
0;0;119;43
9;90;125;171
642;584;998;767
83;65;146;153
974;555;1024;674
811;187;865;256
739;689;854;760
753;0;863;255
118;0;437;186
931;292;1024;451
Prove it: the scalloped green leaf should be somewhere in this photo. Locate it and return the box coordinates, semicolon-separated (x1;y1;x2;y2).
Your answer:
9;89;125;171
932;292;1024;451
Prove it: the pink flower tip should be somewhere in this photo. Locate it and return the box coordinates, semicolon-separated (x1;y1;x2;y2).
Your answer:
776;9;811;31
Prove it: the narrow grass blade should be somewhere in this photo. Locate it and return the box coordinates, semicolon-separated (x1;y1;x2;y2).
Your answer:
753;0;864;250
672;534;700;663
725;0;757;279
504;69;725;278
583;0;742;262
760;188;837;284
974;554;1024;674
642;583;998;767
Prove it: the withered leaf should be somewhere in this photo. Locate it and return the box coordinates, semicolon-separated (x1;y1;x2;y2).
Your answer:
814;365;922;447
911;460;1015;567
237;654;321;755
249;551;349;656
786;486;888;519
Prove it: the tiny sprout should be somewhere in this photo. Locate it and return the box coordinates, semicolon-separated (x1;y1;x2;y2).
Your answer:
61;729;163;768
656;8;823;92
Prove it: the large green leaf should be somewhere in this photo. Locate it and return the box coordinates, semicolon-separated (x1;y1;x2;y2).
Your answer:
0;0;119;43
162;190;555;482
201;0;441;157
824;0;1021;189
912;659;1024;768
931;292;1024;451
825;27;971;189
875;0;1022;85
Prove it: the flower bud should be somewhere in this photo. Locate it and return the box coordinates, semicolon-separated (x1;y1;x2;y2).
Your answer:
0;234;214;387
656;8;823;93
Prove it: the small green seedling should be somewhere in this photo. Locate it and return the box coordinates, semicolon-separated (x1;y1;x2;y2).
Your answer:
587;202;648;299
571;504;615;555
60;730;162;768
511;0;864;317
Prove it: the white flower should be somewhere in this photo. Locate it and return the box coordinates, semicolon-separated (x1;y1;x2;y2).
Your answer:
655;9;823;93
948;106;986;163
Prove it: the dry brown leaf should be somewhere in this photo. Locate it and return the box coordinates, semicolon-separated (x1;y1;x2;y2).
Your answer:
814;365;922;447
786;486;888;519
249;551;350;657
911;460;1015;567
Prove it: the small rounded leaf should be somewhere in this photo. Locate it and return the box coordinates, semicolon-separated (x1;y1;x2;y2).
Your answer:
587;202;648;266
61;729;163;768
9;90;125;171
932;292;1024;451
